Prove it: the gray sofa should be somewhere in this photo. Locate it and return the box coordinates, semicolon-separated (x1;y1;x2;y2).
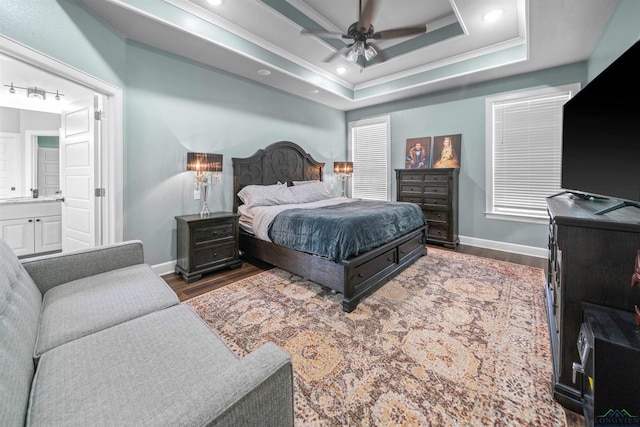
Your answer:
0;239;294;426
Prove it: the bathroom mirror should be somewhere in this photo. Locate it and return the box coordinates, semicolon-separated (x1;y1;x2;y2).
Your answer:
0;106;61;198
23;130;61;197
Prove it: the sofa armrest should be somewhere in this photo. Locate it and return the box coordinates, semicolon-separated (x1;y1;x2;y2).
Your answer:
21;240;145;294
208;342;294;427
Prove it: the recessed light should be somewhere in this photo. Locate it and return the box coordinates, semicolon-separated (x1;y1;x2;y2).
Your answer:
336;67;346;75
482;9;504;23
309;89;320;94
257;69;271;76
207;0;224;6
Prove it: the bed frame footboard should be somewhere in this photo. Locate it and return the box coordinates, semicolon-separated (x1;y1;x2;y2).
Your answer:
239;225;426;312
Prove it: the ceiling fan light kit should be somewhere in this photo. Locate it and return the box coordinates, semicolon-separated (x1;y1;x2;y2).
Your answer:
302;0;426;66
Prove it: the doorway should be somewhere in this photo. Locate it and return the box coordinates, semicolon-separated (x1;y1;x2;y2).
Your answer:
0;35;124;247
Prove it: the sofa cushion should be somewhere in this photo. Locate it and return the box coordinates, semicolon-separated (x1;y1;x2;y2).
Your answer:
35;263;179;357
0;239;42;426
28;305;293;426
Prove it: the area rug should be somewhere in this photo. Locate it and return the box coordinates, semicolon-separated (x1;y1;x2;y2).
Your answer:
186;247;571;426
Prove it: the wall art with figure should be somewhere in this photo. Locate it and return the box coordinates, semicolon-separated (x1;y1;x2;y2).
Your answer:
405;137;431;169
433;134;461;169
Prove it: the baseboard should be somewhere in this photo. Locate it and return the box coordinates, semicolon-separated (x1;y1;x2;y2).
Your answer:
459;235;547;259
151;260;176;276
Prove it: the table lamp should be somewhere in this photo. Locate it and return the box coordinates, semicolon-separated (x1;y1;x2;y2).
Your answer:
187;152;223;216
334;161;353;197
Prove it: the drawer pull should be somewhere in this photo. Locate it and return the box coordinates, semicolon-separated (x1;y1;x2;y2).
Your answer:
387;257;393;262
358;273;364;278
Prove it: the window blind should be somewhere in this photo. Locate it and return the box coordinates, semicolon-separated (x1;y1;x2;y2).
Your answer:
490;91;571;218
349;116;390;201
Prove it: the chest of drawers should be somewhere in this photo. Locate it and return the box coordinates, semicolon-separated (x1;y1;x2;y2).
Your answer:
175;212;242;283
396;168;459;247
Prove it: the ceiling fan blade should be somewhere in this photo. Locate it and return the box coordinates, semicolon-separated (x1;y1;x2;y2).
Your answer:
358;0;377;33
323;44;352;63
372;25;427;39
301;29;350;40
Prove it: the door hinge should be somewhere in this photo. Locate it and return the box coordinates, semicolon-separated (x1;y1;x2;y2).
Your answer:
94;110;105;121
95;188;106;197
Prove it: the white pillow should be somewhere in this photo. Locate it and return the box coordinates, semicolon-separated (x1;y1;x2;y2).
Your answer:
292;180;319;185
237;204;254;220
237;183;292;207
288;181;332;203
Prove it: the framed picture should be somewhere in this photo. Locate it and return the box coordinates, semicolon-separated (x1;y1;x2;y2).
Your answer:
405;137;431;169
433;134;461;169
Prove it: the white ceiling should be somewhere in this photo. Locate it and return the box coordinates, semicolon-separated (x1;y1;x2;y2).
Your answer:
1;0;618;113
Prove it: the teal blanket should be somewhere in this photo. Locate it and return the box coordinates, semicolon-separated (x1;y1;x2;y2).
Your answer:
268;201;426;262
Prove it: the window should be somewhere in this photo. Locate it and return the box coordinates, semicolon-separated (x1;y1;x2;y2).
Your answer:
485;84;579;222
348;115;390;201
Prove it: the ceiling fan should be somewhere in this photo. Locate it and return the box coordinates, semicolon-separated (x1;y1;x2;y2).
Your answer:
301;0;427;64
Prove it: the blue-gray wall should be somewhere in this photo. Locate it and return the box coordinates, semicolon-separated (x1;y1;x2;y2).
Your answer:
0;0;126;88
346;64;588;250
2;0;639;264
124;41;345;264
587;0;640;80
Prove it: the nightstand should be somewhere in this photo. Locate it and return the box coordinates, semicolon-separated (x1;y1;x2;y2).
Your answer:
175;212;242;283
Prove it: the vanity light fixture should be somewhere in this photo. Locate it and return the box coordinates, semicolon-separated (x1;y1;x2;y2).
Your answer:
28;87;46;100
4;83;65;101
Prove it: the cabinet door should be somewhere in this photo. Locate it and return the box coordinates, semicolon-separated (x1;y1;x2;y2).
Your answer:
0;218;35;256
35;215;62;253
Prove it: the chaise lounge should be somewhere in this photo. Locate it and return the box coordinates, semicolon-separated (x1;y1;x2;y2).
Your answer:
1;239;293;426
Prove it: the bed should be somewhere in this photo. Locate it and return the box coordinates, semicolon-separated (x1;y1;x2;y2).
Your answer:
232;141;427;312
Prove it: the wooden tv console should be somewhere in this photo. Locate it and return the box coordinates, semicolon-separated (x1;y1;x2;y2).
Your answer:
545;194;640;411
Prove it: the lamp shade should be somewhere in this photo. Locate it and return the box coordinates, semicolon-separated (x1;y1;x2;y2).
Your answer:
334;161;353;174
187;152;223;172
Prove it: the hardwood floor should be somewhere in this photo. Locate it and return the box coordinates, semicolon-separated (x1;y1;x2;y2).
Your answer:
163;257;274;302
162;244;546;302
440;243;547;270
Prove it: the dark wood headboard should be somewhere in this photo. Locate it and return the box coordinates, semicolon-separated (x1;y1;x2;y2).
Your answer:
232;141;325;212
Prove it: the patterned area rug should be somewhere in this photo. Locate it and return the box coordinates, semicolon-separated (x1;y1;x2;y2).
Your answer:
186;247;572;426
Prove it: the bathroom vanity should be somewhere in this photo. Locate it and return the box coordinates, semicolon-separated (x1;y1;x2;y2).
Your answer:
0;197;62;257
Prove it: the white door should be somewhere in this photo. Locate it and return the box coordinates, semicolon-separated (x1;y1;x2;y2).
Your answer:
60;96;100;252
37;147;60;196
0;132;20;197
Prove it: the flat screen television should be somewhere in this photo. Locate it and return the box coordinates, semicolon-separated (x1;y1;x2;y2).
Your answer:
560;40;640;214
